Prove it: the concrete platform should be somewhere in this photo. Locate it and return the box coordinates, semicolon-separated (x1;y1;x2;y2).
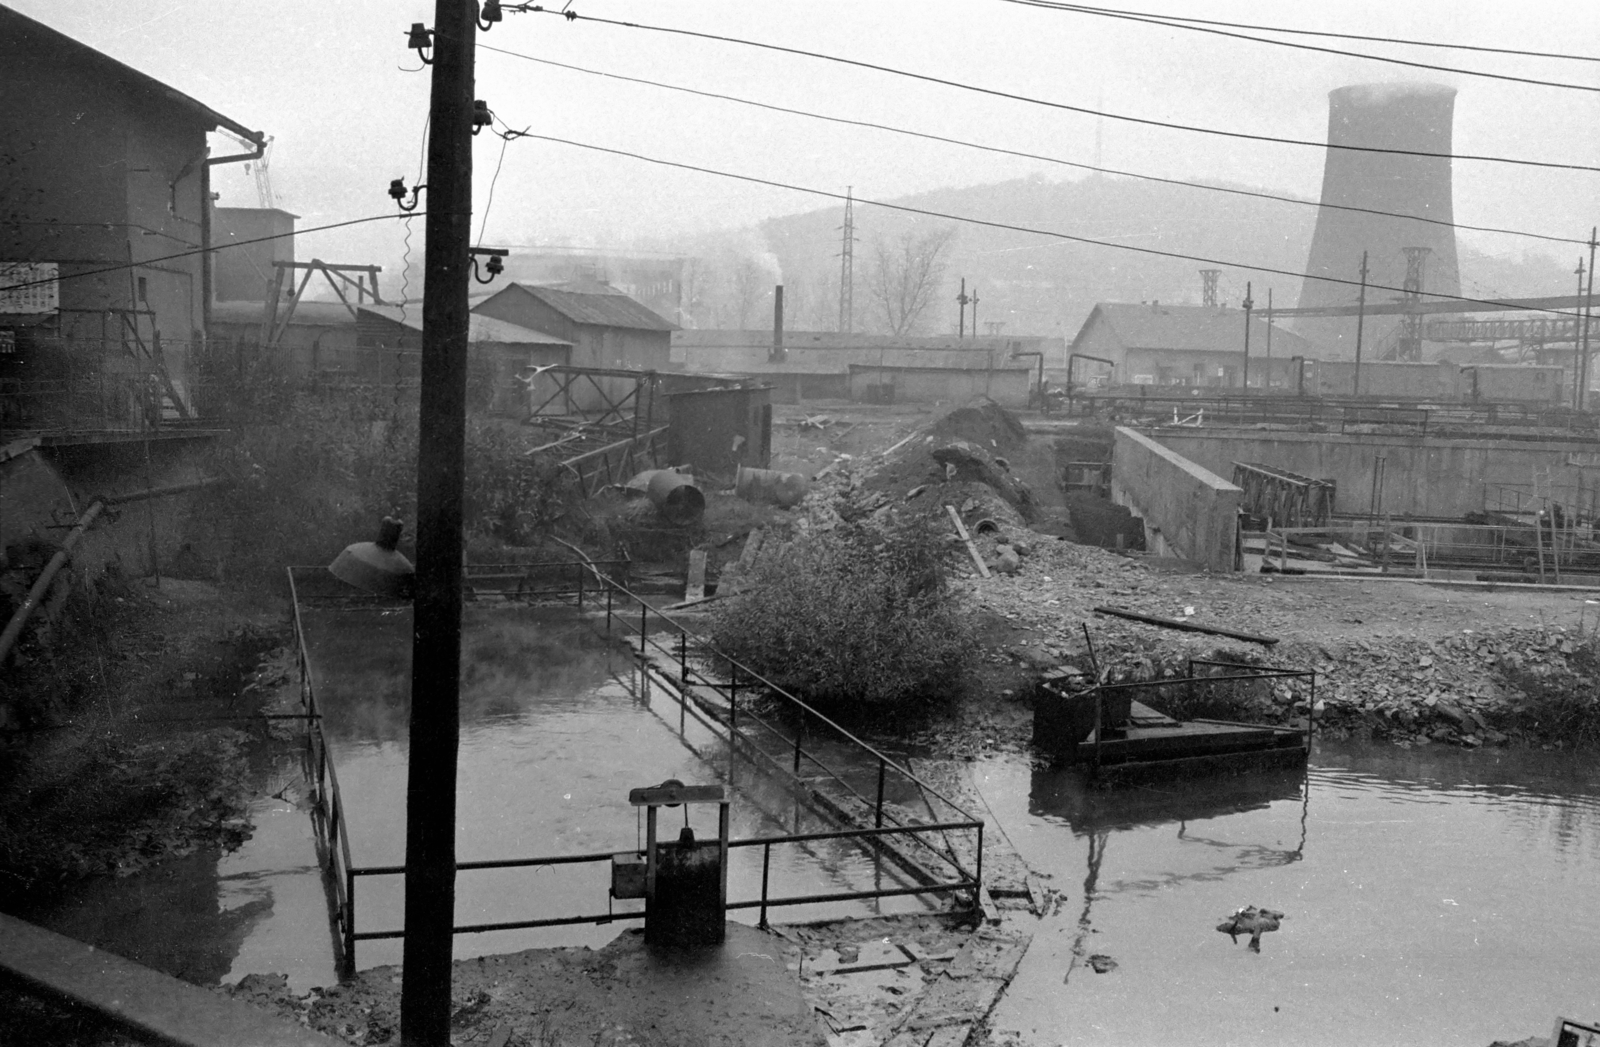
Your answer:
0;912;340;1047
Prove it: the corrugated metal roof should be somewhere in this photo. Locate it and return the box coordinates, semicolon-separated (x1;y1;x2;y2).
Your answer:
0;7;263;144
210;300;355;327
1074;303;1318;356
503;283;676;332
358;305;570;345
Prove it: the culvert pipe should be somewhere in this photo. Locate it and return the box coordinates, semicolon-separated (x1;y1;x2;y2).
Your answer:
643;470;706;525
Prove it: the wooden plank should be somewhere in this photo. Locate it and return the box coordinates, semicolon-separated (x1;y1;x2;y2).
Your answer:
686;548;707;602
946;505;991;578
0;912;342;1047
1092;605;1278;645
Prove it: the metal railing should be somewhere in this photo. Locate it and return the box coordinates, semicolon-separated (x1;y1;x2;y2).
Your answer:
287;560;985;973
1082;658;1317;777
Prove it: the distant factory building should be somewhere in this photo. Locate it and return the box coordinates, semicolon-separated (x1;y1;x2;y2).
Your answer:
1068;302;1316;389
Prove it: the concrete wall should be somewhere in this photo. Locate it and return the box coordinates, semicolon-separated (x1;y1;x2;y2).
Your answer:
846;365;1030;406
1110;427;1241;571
1143;426;1595;519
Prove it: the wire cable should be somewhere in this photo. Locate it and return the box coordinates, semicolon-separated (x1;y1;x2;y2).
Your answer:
521;9;1600;173
478;43;1586;248
1003;0;1600;94
0;214;426;294
477;128;512;247
1003;2;1600;64
495;129;1587;318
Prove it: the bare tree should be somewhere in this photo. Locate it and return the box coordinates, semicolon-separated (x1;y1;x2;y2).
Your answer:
866;226;957;335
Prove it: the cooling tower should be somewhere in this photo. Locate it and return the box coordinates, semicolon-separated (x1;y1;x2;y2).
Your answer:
1293;83;1460;360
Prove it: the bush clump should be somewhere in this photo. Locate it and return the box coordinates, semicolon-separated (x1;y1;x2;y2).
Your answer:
708;515;976;713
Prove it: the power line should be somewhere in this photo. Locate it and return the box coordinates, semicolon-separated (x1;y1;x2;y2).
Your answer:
1003;0;1600;94
522;8;1600;174
478;43;1586;247
494;129;1587;319
0;214;421;293
1003;2;1600;64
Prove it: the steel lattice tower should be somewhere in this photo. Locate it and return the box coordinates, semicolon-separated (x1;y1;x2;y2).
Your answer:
838;186;856;334
1200;269;1220;307
1398;246;1431;361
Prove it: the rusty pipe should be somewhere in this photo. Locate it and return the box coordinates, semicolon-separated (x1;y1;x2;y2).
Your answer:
0;501;104;666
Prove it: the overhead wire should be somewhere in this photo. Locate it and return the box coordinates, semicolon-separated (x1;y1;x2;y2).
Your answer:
0;214;425;294
998;2;1600;64
517;8;1600;173
491;128;1587;319
477;42;1587;247
1001;0;1600;94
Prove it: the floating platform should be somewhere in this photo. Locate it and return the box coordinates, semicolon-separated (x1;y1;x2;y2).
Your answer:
1036;690;1309;788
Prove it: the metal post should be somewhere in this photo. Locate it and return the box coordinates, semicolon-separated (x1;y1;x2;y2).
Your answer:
758;841;771;929
793;715;804;776
576;563;584;609
640;599;648;653
1353;251;1369;397
344;869;357;975
1242;282;1253;394
875;758;887;829
402;1;475;1040
606;583;613;629
975;823;985;897
679;630;688;686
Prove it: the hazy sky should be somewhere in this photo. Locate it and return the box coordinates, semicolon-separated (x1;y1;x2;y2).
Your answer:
13;1;1600;288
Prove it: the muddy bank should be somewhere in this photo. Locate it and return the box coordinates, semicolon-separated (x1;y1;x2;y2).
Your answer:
0;580;289;895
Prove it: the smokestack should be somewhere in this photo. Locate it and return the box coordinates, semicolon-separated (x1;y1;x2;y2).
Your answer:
771;284;785;362
1294;83;1460;358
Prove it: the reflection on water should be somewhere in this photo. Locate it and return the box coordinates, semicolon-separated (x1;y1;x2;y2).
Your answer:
980;742;1600;1047
305;604;930;970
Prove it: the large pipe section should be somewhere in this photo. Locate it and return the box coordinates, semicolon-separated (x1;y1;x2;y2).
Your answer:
1294;83;1460;358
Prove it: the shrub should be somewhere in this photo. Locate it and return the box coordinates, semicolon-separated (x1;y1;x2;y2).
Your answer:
708;515;976;713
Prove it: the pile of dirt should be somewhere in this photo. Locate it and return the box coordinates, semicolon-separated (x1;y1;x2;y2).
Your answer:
854;399;1037;524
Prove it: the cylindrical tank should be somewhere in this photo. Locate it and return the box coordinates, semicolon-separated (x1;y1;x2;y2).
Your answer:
1294;83;1460;359
734;465;808;509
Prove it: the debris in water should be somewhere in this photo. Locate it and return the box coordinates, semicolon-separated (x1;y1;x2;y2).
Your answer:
1217;906;1284;952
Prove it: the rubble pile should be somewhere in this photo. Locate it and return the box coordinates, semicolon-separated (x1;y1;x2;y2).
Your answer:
1302;626;1599;747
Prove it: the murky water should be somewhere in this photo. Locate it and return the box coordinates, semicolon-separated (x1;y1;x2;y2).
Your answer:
300;603;932;973
976;743;1600;1047
26;601;1600;1044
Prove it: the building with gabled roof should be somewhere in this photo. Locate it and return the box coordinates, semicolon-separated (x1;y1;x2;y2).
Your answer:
1068;302;1322;390
473;281;674;370
1;3;265;425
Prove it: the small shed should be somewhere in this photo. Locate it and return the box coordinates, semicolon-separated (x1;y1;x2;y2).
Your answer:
665;385;772;485
357;306;571;415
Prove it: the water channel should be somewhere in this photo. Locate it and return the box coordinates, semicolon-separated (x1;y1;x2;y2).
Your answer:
19;602;1600;1046
976;743;1600;1047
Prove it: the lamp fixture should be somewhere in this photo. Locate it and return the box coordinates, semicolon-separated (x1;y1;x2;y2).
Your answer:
328;517;415;599
478;0;503;30
472;100;493;136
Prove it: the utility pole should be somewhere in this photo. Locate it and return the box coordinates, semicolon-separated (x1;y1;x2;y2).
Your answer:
1264;287;1273;390
837;186;855;334
1582;227;1597;412
405;1;474;1043
1353;251;1369;398
971;286;980;336
1576;257;1587;410
956;278;970;338
1241;282;1253;393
